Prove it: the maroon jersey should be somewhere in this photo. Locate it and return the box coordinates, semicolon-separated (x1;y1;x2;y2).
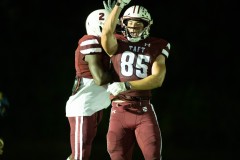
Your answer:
111;37;170;97
75;35;110;78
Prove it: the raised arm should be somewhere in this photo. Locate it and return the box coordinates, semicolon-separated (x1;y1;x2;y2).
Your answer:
101;0;131;56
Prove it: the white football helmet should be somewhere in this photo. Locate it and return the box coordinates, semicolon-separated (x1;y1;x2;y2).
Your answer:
85;9;110;36
121;5;153;42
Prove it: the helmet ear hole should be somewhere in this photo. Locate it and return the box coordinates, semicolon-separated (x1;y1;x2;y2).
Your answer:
123;19;128;26
141;20;148;28
99;26;103;33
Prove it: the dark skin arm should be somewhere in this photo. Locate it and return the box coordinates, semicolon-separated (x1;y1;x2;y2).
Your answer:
85;54;112;86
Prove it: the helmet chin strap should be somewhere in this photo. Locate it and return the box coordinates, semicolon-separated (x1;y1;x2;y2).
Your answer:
125;27;146;42
127;36;141;43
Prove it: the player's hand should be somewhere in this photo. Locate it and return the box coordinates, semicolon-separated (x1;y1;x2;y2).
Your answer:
103;0;116;12
107;82;127;96
0;138;4;155
117;0;131;8
118;0;131;5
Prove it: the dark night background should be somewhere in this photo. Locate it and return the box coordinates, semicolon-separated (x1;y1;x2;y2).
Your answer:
0;0;239;159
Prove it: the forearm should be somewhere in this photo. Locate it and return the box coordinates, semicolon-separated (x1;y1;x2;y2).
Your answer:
129;61;167;90
106;73;166;96
92;69;112;86
101;5;122;55
103;5;122;35
129;73;166;90
129;54;167;90
88;59;112;85
99;72;112;85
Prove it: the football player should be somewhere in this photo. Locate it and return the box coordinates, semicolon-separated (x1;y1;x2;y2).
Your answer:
101;0;171;159
65;8;112;160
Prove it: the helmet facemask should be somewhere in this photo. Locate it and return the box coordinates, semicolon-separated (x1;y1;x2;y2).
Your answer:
122;19;152;42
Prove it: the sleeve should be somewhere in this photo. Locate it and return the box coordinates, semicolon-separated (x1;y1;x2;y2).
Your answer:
161;42;170;58
79;35;102;55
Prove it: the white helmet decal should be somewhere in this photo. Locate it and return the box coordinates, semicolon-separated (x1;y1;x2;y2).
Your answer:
85;9;110;36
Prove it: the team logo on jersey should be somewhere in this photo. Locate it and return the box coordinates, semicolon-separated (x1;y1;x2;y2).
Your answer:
144;43;151;47
142;106;148;112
